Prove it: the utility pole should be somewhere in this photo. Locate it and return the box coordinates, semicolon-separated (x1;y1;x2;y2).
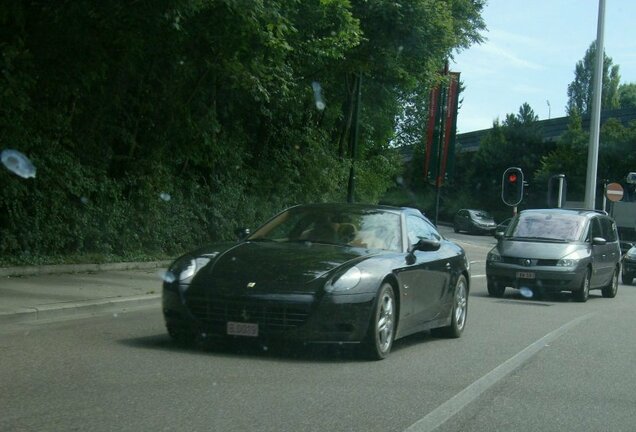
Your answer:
584;0;606;210
347;73;362;203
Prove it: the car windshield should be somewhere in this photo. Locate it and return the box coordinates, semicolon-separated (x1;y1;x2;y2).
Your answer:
249;207;402;251
507;213;587;241
470;210;493;220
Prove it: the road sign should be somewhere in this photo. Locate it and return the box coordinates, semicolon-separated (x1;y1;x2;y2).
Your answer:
606;182;624;202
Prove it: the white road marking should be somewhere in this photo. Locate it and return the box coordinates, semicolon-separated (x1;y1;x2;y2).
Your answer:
471;274;486;279
403;313;595;432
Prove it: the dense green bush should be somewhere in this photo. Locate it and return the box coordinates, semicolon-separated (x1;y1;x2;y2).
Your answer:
0;1;485;265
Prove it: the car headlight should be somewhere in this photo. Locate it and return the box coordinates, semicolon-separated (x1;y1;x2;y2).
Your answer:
556;251;585;267
168;256;211;282
627;249;636;259
487;249;502;263
326;266;362;293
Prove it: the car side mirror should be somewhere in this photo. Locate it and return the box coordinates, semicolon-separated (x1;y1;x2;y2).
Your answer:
235;228;251;240
592;237;607;246
406;238;441;265
494;231;504;240
409;238;441;253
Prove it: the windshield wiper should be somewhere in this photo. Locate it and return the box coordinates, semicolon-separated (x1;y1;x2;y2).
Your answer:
508;236;567;242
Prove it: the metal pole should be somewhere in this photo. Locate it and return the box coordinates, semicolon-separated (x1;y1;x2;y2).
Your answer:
347;73;362;203
433;85;447;227
557;176;564;208
584;0;606;210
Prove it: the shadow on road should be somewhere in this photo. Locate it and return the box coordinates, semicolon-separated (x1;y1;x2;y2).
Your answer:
471;290;605;303
119;328;439;363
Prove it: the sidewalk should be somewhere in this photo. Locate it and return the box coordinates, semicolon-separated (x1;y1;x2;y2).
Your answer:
0;261;171;325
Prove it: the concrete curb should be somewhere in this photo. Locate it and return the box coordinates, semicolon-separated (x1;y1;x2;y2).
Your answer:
0;294;161;325
0;260;172;277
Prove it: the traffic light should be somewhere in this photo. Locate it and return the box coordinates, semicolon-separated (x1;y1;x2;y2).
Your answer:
501;167;524;206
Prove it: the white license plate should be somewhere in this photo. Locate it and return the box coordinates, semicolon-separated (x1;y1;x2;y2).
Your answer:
227;321;259;337
516;271;535;279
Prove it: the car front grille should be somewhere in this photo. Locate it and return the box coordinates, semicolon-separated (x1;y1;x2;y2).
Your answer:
185;296;312;330
502;257;559;267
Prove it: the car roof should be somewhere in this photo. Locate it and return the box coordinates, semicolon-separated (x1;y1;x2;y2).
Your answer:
519;208;609;219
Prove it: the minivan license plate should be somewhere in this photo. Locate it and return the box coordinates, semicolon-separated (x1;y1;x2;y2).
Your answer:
516;271;535;279
227;321;259;337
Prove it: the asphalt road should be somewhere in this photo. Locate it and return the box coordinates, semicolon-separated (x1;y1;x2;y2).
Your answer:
2;228;636;432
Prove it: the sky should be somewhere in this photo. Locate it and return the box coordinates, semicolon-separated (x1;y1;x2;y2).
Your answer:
452;0;636;133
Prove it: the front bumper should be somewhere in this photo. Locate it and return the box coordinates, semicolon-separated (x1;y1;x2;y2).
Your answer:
470;225;496;235
162;285;376;344
486;262;586;292
622;259;636;274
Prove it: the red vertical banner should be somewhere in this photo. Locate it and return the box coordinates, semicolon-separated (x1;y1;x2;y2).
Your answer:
424;86;440;182
440;72;460;185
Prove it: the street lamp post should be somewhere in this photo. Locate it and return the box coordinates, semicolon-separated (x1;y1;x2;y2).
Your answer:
584;0;606;210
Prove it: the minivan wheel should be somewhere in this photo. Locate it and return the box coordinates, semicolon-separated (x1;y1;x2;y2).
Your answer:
601;268;619;298
573;269;590;302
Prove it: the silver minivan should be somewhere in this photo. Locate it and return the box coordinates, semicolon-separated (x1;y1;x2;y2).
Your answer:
486;209;621;302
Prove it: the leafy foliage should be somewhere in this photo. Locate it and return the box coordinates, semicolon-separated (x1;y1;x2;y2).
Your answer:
0;0;485;264
566;41;620;115
442;103;553;219
618;83;636;109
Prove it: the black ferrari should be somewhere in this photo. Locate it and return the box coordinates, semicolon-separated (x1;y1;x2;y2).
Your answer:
162;203;470;359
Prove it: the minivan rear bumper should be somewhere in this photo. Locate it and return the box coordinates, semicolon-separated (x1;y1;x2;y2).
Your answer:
486;262;586;292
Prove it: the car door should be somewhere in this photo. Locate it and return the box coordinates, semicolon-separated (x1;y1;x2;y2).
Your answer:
397;215;453;327
599;216;620;285
589;216;611;287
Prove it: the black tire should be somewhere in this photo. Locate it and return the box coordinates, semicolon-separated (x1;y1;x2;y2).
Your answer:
573;268;591;302
453;224;460;233
487;278;505;297
167;324;196;346
602;268;619;298
432;275;468;338
362;283;396;360
622;272;633;285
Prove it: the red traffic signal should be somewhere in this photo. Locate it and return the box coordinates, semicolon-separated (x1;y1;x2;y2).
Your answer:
502;167;524;206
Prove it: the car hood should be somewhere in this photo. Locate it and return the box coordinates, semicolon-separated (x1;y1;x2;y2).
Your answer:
471;217;496;225
189;241;377;295
497;240;586;260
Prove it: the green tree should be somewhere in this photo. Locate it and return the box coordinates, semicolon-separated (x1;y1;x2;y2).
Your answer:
447;103;551;218
535;112;589;201
536;112;636;202
566;41;620;115
618;83;636;109
0;0;487;263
